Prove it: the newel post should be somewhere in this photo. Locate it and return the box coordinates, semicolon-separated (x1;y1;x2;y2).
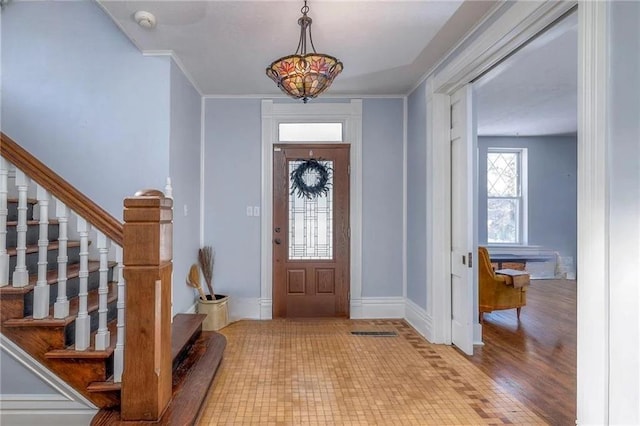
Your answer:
121;189;173;421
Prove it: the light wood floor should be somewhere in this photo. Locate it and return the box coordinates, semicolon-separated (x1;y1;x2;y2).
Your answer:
466;278;577;426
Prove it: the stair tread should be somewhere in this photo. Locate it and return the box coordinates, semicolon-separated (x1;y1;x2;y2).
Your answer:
3;281;118;327
87;379;121;393
171;313;207;362
86;315;208;395
6;219;60;226
7;197;38;204
0;260;114;295
90;332;226;426
46;320;118;359
6;239;81;256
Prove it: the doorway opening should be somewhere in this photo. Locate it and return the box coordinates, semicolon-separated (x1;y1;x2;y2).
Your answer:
453;10;579;424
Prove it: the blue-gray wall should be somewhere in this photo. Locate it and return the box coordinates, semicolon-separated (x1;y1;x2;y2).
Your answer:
1;0;202;316
203;98;405;304
1;0;171;218
362;99;404;297
478;136;577;263
406;82;427;309
203;99;262;299
0;348;57;394
169;61;203;313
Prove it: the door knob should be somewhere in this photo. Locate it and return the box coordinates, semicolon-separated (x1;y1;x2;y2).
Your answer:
274;227;281;233
274;238;282;245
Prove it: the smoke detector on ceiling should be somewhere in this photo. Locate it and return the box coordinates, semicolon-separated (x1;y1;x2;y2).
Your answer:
134;11;156;29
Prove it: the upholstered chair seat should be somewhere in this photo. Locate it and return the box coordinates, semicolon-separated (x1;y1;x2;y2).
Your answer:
478;246;528;322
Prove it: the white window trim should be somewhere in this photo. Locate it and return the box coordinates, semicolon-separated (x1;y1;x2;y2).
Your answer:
260;99;363;319
486;147;528;245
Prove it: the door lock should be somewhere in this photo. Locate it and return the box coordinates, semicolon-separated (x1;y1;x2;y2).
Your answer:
274;227;281;233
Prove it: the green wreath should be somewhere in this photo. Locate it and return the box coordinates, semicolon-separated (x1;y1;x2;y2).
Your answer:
290;159;332;199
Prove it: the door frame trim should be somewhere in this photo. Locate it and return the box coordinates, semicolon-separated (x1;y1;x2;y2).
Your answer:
260;100;363;319
428;0;577;345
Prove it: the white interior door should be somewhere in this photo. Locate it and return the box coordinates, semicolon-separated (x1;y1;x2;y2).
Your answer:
450;84;476;355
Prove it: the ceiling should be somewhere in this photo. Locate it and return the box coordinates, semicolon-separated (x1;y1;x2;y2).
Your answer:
97;0;497;96
475;11;578;136
97;1;576;137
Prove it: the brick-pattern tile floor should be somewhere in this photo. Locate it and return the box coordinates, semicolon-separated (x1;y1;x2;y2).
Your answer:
199;319;546;425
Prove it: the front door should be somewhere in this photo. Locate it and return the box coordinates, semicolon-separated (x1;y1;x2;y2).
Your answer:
273;144;350;318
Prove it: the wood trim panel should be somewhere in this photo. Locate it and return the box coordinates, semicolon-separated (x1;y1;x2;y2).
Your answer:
0;133;123;245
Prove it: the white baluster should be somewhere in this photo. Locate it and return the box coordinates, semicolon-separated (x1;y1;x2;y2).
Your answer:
0;158;8;287
74;217;90;350
94;232;110;350
53;199;69;318
11;170;29;288
113;245;124;383
33;185;50;319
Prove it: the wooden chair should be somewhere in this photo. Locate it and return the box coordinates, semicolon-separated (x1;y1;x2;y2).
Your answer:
478;246;528;322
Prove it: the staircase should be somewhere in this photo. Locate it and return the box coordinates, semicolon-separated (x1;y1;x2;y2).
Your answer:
0;133;225;424
1;194;121;407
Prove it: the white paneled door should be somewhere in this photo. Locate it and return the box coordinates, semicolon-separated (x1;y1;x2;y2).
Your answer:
450;85;476;355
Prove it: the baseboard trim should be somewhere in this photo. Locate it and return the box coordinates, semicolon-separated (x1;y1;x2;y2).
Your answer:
259;298;272;320
0;410;97;426
185;302;197;314
229;297;262;321
350;297;405;319
183;298;263;321
405;298;434;342
189;297;439;333
473;323;484;346
217;296;406;321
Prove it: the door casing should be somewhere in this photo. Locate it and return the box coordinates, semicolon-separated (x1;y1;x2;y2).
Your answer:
426;1;577;346
260;100;363;319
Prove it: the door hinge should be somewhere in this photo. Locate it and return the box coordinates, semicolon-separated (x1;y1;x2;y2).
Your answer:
348;165;351;175
468;252;473;268
348;293;350;302
347;227;351;238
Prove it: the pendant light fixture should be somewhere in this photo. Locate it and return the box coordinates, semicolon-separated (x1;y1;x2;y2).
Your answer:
266;0;343;103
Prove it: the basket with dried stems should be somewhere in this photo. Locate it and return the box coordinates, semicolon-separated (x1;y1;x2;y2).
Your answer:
193;246;229;330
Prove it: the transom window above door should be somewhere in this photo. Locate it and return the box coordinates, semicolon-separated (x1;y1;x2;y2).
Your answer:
278;122;343;142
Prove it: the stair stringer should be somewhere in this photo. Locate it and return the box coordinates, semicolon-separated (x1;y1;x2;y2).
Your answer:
0;334;97;426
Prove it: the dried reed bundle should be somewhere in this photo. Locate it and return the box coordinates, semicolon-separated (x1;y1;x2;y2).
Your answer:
186;263;206;300
198;246;215;298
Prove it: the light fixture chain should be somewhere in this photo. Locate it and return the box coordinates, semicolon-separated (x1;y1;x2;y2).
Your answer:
307;19;317;54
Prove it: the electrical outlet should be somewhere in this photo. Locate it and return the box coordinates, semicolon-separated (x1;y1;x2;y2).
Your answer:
253;206;260;217
183;205;188;216
246;206;253;217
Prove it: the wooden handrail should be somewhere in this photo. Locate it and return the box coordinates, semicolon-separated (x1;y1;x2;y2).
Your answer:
1;132;123;245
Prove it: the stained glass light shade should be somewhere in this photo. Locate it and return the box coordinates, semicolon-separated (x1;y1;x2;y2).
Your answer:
267;54;343;103
266;2;343;103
